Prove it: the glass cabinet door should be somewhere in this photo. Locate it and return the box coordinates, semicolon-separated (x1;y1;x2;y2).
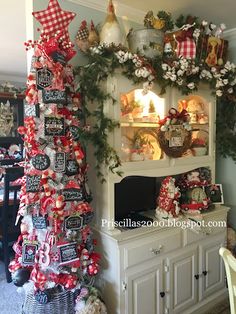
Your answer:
119;88;165;163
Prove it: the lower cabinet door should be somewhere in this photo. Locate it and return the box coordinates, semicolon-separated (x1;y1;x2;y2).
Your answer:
199;233;226;300
125;260;164;314
166;247;198;314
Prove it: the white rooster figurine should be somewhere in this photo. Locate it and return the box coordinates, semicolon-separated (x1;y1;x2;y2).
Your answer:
99;0;123;46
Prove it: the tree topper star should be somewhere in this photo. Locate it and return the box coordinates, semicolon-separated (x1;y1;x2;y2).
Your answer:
32;0;76;42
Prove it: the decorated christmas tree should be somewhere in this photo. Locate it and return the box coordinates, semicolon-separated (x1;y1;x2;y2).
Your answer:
8;1;104;313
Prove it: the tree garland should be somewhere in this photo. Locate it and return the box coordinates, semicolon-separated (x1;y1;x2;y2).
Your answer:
74;44;236;178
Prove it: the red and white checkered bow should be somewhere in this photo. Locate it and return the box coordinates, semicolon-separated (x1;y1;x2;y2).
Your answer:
32;0;76;42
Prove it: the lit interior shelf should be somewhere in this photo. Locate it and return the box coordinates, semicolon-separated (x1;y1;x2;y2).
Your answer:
120;122;160;128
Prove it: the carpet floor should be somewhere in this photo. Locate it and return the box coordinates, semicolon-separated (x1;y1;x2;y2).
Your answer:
0;262;231;314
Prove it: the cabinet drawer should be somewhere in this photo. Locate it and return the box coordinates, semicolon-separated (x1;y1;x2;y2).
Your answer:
183;212;227;246
123;229;181;269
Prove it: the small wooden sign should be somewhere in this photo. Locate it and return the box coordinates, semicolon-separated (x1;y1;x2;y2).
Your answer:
42;89;67;104
54;152;66;173
66;159;78;176
31;154;50;171
44;117;65;136
58;242;79;265
36;68;53;90
22;241;38;266
24;103;40;117
69;125;80;141
35;290;50;304
62;188;84;201
26;175;41;193
32;216;48;229
64;215;83;231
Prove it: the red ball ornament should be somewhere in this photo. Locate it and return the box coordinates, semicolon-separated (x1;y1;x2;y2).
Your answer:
87;263;99;276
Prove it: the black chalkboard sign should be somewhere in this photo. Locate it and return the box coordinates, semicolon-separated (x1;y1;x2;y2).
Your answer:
58;242;79;265
24;103;40;117
35;290;50;304
64;215;83;231
26;175;41;193
82;211;94;225
54;152;66;172
51;51;66;65
69;125;80;141
66;159;78;176
62;188;84;201
36;68;53;90
31;154;50;171
32;216;48;229
42;89;67;104
22;241;38;266
44;117;65;136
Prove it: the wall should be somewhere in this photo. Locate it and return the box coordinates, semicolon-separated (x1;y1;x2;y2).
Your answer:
216;29;236;228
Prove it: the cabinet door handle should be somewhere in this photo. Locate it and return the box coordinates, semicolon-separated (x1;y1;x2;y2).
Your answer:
194;274;199;280
160;291;165;298
202;270;208;276
150;245;163;255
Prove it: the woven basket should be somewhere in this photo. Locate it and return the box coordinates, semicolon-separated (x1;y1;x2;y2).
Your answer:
22;287;75;314
157;128;192;158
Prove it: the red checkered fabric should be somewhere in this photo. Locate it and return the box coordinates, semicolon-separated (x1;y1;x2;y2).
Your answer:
177;38;196;59
32;0;76;42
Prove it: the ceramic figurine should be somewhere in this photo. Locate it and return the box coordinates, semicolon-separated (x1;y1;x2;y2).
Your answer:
100;0;123;46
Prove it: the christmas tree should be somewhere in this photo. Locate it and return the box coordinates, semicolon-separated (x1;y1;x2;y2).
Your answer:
8;1;102;312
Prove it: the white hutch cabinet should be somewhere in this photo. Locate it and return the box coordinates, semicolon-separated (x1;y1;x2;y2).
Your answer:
87;72;228;314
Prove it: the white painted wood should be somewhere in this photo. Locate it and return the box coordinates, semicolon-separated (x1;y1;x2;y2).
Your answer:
166;247;198;314
199;233;226;300
126;260;164;314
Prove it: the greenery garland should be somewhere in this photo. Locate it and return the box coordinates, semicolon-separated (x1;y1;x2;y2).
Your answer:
74;44;236;179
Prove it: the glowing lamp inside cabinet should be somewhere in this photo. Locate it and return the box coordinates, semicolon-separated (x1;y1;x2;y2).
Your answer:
120;89;165;123
120;89;164;163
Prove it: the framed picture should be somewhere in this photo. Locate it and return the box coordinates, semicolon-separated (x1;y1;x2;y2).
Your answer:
204;184;224;204
168;125;184;148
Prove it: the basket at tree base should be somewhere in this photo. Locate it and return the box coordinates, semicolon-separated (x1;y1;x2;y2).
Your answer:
157;128;192;158
22;287;75;314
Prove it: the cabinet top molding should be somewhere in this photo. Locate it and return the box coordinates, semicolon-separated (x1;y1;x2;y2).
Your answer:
67;0;145;24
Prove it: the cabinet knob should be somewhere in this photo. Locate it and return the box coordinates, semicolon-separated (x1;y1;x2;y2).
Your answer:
160;291;165;298
202;270;208;276
150;245;163;255
194;274;199;280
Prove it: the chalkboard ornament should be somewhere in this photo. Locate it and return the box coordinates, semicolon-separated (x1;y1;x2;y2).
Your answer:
66;159;79;176
54;152;66;173
44;116;65;136
35;289;50;304
36;68;53;90
12;268;31;287
62;188;84;202
22;240;38;266
42;89;67;104
31;153;50;171
32;215;48;229
58;242;79;265
26;175;41;193
64;215;83;231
